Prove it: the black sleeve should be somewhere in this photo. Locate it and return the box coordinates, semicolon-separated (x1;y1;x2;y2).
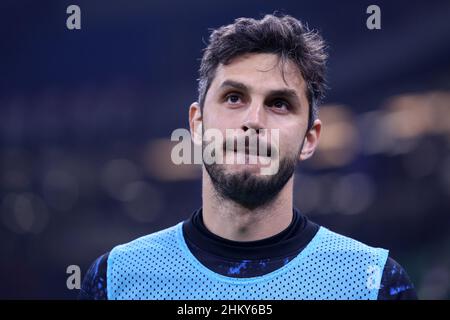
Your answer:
377;256;418;300
78;252;109;300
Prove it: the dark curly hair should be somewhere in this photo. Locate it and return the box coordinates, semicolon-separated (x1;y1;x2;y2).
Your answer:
198;14;328;129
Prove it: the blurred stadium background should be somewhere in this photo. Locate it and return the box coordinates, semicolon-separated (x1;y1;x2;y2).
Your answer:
0;0;449;299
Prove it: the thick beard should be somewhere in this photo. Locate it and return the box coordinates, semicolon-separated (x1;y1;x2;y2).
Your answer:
204;154;297;210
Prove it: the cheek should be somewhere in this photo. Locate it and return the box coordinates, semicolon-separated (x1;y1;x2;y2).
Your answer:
202;113;234;142
204;106;242;131
204;114;232;132
277;126;306;156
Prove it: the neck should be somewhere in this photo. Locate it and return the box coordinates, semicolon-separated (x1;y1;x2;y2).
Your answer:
201;169;294;242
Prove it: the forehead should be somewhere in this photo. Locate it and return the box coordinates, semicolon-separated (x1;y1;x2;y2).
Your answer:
210;53;307;95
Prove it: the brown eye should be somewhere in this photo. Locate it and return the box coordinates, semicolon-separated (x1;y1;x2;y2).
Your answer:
271;99;289;110
226;94;242;104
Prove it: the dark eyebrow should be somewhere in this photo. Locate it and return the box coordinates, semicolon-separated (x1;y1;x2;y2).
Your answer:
266;89;300;101
219;80;249;91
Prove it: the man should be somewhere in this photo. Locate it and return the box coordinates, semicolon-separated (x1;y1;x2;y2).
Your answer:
80;14;417;300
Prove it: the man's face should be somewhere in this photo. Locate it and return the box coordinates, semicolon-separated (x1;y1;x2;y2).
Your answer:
191;53;320;209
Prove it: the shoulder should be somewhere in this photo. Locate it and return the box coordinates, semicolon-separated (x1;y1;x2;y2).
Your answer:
317;228;417;300
378;257;418;300
110;222;181;258
107;222;183;283
314;227;390;281
79;252;109;300
317;227;389;257
79;222;182;300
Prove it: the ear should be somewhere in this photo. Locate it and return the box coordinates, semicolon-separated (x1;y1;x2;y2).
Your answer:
189;102;203;145
299;119;322;161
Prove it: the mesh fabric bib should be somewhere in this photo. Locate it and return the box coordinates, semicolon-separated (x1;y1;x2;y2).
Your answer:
107;222;388;300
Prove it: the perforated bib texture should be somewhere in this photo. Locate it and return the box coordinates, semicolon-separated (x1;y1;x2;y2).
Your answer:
107;222;388;300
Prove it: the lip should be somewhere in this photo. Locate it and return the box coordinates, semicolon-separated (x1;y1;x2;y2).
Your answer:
226;145;272;157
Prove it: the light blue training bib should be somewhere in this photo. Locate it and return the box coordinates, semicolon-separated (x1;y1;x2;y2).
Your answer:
107;222;388;300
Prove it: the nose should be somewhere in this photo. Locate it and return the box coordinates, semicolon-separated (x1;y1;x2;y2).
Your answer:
242;101;266;133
